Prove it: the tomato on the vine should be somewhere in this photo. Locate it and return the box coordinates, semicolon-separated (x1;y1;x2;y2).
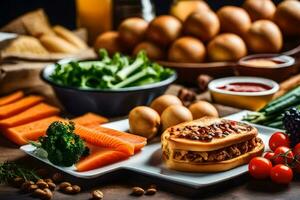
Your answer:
270;164;293;184
264;152;275;161
269;132;290;151
248;157;272;179
273;146;294;164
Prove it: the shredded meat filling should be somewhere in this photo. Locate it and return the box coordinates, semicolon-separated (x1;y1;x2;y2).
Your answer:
171;137;262;163
169;120;253;142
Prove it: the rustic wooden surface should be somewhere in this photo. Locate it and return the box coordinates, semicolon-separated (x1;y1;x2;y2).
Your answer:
0;85;299;200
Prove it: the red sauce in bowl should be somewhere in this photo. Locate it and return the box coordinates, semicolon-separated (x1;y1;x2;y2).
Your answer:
217;82;272;92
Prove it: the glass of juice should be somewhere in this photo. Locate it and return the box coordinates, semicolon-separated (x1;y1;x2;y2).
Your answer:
76;0;112;44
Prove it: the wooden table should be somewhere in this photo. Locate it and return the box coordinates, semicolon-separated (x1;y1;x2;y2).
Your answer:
0;85;299;200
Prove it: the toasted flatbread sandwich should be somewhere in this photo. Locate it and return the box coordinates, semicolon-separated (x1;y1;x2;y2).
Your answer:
161;117;264;172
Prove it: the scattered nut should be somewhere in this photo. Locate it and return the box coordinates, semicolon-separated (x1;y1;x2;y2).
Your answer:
131;187;144;196
59;182;71;190
36;181;48;189
72;185;81;194
48;182;56;191
44;179;53;184
92;190;104;200
28;184;38;192
145;188;157;195
52;173;64;183
12;177;24;187
197;74;212;92
177;88;197;106
32;188;46;197
43;188;53;200
64;186;74;194
20;181;34;192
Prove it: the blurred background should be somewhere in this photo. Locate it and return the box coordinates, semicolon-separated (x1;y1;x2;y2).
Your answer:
0;0;282;43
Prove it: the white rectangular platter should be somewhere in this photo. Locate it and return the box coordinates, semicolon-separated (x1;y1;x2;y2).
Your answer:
20;110;281;188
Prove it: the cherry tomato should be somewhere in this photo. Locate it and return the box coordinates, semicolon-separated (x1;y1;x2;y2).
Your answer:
264;152;275;161
292;143;300;173
248;157;272;179
270;164;293;184
273;146;294;164
269;132;290;151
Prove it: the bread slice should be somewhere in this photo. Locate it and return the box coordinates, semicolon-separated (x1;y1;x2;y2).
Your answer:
162;117;258;152
40;35;79;53
53;25;87;50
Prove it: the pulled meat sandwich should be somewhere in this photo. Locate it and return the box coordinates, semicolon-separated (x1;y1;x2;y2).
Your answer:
161;117;264;172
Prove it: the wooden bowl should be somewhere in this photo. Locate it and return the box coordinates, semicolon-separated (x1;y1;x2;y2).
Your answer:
157;61;235;85
236;54;297;82
157;38;300;84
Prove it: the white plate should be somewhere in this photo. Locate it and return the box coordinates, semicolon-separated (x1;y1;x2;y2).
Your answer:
20;110;280;188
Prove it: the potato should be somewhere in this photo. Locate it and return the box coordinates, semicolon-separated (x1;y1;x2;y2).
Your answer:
129;106;160;139
217;6;251;36
170;0;210;21
207;33;247;62
150;95;183;115
133;41;165;60
94;31;124;55
146;15;182;47
188;101;218;119
184;10;220;42
168;37;206;63
118;17;148;49
161;105;193;130
274;0;300;36
245;20;283;53
243;0;276;21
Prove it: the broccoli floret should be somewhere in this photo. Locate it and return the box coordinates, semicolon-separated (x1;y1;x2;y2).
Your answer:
38;121;89;167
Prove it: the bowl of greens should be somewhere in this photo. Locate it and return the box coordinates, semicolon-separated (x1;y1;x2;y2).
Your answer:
41;49;176;117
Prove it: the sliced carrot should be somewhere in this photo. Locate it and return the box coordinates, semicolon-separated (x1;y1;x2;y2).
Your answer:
72;112;108;128
0;91;24;106
76;144;129;172
91;126;147;152
0;103;60;128
4;116;63;145
0;95;44;119
75;125;135;155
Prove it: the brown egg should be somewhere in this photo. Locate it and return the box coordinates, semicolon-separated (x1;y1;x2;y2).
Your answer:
146;15;182;47
243;0;276;21
150;95;182;115
133;41;165;60
170;0;210;21
161;105;193;130
94;31;124;55
118;17;148;48
217;6;251;36
188;101;219;119
274;0;300;36
246;20;283;53
129;106;160;139
184;10;220;42
168;37;206;63
207;33;247;62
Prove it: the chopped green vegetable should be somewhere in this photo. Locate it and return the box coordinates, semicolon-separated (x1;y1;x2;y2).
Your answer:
244;86;300;129
50;49;174;90
0;162;40;184
35;121;89;167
